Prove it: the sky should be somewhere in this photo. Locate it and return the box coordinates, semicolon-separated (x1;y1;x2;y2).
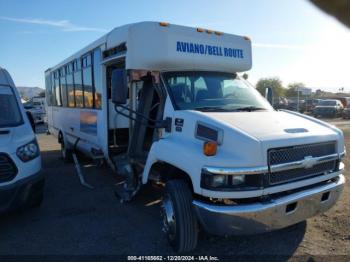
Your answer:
0;0;349;92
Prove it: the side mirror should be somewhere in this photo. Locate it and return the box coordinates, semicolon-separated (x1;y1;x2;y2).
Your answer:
111;69;128;105
265;87;273;105
26;111;36;133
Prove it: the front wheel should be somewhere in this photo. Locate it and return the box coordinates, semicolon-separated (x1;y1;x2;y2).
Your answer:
161;180;198;252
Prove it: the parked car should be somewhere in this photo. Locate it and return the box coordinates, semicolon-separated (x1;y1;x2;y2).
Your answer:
337;97;348;108
273;97;288;110
286;99;306;113
305;99;321;112
0;67;44;213
23;96;46;124
342;104;350;119
313;99;343;118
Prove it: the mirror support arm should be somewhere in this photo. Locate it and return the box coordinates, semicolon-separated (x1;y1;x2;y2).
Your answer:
114;104;171;131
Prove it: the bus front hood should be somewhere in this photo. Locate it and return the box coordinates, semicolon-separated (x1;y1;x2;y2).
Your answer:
206;110;340;146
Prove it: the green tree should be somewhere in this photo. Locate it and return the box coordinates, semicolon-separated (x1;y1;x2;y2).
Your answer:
256;77;285;97
285;82;305;98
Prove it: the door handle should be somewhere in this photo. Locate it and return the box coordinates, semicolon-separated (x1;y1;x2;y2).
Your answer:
70;127;74;132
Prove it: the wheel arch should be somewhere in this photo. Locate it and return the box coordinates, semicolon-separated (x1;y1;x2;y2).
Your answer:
149;161;194;192
58;130;64;144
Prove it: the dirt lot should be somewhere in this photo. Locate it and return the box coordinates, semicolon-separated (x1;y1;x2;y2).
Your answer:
0;119;349;258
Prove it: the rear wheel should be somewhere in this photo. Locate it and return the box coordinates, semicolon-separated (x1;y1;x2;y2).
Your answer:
60;138;73;163
161;179;198;252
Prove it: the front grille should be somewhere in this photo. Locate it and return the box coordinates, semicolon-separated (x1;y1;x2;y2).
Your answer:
269;141;336;165
268;141;337;185
0;153;18;183
269;160;336;185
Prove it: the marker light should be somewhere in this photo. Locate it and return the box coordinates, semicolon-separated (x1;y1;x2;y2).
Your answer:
215;31;223;36
206;29;213;34
243;36;251;41
159;22;169;27
197;28;205;32
203;141;217;156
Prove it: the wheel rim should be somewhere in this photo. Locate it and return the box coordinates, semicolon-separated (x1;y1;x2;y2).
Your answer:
161;194;176;240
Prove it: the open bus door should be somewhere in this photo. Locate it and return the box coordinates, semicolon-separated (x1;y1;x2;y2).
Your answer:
111;69;169;200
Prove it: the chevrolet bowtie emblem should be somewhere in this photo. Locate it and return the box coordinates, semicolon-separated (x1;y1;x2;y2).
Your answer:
302;156;317;169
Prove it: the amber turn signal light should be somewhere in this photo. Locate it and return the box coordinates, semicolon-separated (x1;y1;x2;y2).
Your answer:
203;141;217;156
159;22;169;27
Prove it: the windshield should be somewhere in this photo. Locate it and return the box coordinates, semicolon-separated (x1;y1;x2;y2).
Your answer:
319;100;337;106
163;72;272;112
0;86;23;127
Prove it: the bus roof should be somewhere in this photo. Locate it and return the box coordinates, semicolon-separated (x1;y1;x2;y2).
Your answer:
47;21;252;73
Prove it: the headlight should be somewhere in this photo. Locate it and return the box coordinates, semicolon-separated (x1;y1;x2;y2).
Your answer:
232;175;246;185
201;173;246;189
201;169;264;191
16;139;40;162
211;175;229;187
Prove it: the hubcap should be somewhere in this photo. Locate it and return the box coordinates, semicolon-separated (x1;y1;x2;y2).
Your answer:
161;194;176;240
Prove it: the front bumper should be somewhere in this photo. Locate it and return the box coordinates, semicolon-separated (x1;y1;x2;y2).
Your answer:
315;110;337;116
0;171;44;213
193;174;345;236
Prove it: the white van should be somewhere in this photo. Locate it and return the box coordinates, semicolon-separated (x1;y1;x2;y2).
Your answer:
46;22;345;252
0;67;44;213
24;96;47;124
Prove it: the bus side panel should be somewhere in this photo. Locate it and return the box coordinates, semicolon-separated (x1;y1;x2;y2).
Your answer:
47;106;58;137
51;107;104;156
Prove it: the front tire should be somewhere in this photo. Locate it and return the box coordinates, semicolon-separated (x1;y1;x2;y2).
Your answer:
161;180;198;252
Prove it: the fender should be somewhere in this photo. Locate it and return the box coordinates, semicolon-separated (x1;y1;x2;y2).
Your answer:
142;138;203;194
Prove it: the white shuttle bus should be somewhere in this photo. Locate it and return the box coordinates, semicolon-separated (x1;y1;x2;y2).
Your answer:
46;22;345;252
0;67;43;213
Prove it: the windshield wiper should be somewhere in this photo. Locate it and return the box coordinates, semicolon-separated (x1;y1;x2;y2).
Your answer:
234;106;267;112
193;106;267;112
193;106;232;112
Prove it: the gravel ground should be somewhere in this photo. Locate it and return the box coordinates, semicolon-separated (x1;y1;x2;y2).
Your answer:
0;120;349;259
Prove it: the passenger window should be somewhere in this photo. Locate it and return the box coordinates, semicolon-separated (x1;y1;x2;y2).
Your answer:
74;59;84;108
45;74;52;106
54;71;62;106
51;73;56;106
66;63;75;107
82;54;93;108
60;67;68;107
93;48;102;109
